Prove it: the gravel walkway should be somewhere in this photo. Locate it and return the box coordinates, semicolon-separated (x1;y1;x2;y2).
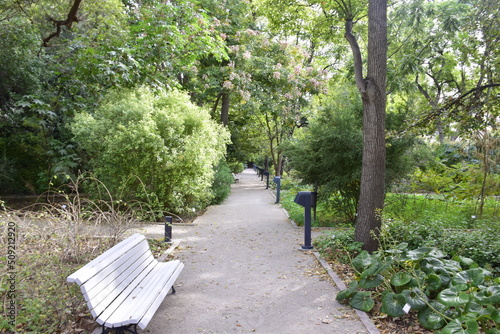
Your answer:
130;169;377;334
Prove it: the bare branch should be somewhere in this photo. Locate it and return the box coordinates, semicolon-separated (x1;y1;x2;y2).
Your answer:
42;0;82;47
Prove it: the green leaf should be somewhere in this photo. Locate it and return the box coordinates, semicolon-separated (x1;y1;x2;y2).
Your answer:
349;291;375;312
402;288;428;310
452;269;489;288
426;273;443;291
473;286;500;305
381;292;406;317
359;274;385;289
351;251;376;273
438;287;470;307
391;272;412;287
440;319;479;334
360;262;382;278
406;247;435;261
454;256;476;269
336;280;358;301
418;302;447;330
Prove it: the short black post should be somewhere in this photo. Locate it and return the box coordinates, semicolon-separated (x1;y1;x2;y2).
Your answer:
264;171;270;189
294;191;314;250
164;216;172;243
273;176;281;203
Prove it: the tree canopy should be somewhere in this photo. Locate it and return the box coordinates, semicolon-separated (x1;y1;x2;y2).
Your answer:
0;0;498;231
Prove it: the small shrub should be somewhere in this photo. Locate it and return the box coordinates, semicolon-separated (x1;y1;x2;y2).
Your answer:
71;87;230;214
381;219;444;249
228;161;244;174
313;229;363;263
211;160;234;205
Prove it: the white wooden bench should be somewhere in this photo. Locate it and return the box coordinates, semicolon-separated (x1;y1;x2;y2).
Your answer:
67;233;184;334
232;173;239;183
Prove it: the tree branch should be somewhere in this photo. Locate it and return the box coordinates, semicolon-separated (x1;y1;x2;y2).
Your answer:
42;0;82;47
344;20;366;93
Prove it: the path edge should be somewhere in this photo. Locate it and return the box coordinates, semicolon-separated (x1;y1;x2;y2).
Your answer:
313;252;381;334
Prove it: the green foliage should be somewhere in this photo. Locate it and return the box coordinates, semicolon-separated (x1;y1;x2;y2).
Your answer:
284;89;418;223
335;245;500;332
211;160;234;205
313;229;363;263
228;161;245;174
71;87;230;214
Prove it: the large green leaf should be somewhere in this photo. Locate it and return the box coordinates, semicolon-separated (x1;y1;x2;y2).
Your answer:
438;287;470;307
435;267;452;287
381;292;406;317
360;262;382;278
452;269;489;288
349;291;375;312
336;280;358;301
351;251;376;273
454;256;476;269
391;271;412;287
473;286;500;305
418;302;447;330
402;288;428;310
440;319;479;334
426;273;443;291
406;247;435;261
359;274;385;289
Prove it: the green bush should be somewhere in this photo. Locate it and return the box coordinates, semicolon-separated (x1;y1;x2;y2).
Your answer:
211;160;234;205
313;229;363;263
71;87;230;214
381;219;444;249
228;161;245;174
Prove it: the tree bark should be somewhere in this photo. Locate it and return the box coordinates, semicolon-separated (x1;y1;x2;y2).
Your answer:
220;92;230;126
353;0;387;253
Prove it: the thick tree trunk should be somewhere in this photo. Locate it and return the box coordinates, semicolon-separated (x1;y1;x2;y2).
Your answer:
353;0;387;253
220;92;230;126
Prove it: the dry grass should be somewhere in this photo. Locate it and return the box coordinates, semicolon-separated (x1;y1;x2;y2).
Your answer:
0;186;148;333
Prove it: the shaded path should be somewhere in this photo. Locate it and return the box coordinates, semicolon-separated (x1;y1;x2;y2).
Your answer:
138;169;372;333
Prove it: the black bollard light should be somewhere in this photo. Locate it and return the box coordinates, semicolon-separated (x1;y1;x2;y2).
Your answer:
294;191;314;250
264;171;270;189
164;216;173;243
273;176;281;203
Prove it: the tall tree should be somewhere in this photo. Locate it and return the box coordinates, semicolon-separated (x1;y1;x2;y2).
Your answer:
355;0;387;252
259;0;388;251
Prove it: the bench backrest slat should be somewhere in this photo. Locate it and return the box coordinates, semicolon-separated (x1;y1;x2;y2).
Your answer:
96;259;160;325
90;257;157;319
67;234;145;285
83;245;155;317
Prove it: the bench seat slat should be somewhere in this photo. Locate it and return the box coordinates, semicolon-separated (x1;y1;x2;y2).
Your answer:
103;260;184;329
81;240;151;296
138;261;184;329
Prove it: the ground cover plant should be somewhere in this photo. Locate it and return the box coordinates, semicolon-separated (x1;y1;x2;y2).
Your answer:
335;246;500;333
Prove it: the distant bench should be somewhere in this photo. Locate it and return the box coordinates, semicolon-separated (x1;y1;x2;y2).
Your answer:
67;233;184;334
232;173;239;183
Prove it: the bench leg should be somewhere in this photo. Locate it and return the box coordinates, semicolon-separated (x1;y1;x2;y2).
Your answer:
101;324;138;334
171;285;176;294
